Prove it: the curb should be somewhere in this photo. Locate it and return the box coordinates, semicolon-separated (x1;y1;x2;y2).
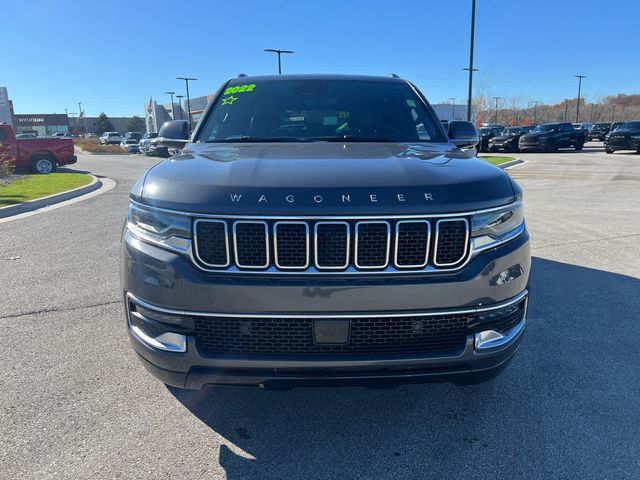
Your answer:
0;174;102;219
498;158;526;170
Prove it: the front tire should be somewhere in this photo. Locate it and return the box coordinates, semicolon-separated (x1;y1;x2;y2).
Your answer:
574;142;584;151
605;147;614;154
30;155;57;174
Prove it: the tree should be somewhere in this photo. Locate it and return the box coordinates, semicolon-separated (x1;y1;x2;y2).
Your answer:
96;113;115;134
127;115;145;133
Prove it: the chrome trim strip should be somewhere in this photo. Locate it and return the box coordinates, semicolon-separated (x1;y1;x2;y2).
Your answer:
232;220;270;269
433;218;470;267
192;219;230;268
129;198;521;220
394;220;430;268
126;299;187;353
125;289;528;320
471;222;526;253
475;317;526;351
314;221;350;270
274;221;310;270
354;221;391;269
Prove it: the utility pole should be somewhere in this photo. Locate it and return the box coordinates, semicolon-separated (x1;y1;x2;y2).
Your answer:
177;77;197;131
164;91;176;119
493;97;501;124
464;0;477;122
264;49;294;74
175;95;184;120
449;97;456;120
574;75;586;123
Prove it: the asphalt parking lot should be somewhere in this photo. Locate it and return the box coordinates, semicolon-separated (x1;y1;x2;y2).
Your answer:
1;142;638;479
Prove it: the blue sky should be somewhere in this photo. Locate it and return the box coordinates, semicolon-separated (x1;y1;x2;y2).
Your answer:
2;0;637;117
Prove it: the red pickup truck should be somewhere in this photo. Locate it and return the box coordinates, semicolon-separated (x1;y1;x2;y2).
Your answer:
0;123;77;174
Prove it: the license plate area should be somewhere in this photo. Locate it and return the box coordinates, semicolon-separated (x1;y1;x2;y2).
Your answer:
313;320;350;344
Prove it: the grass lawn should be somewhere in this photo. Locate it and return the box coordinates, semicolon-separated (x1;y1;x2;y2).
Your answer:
478;155;518;166
0;173;92;207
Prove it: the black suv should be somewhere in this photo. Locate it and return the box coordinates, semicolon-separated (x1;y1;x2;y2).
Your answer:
588;123;611;141
488;126;535;153
478;126;504;153
122;74;529;389
519;122;587;152
605;120;640;153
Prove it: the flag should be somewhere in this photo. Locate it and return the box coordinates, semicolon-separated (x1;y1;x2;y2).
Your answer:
147;97;154;115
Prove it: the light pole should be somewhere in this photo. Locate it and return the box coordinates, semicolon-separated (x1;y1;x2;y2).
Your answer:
175;95;185;120
574;75;586;123
164;91;176;119
532;101;539;125
564;99;569;122
610;104;615;123
493;96;501;124
264;49;294;75
177;77;197;131
449;97;456;119
464;0;477;122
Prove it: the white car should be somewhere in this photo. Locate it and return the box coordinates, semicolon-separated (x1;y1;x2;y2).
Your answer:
100;132;123;144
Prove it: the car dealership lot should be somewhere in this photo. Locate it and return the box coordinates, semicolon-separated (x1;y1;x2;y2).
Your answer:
1;145;638;479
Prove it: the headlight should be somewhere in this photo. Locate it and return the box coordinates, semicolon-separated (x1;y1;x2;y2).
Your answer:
127;202;191;253
471;202;525;252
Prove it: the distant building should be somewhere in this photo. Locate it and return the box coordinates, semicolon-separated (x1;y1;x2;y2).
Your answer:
0;87;13;126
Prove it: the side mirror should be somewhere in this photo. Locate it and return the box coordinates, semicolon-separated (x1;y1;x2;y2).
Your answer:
158;120;190;148
448;121;479;149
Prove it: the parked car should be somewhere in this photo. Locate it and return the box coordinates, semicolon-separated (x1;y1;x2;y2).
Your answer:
145;136;169;157
588;123;611;141
610;122;624;132
138;132;158;155
0;123;77;174
84;133;97;139
100;131;123;144
444;120;479;156
604;120;640;153
519;122;587;152
488;126;535;153
125;132;143;141
121;74;530;389
121;138;141;153
52;132;75;138
572;122;592;134
478;126;504;152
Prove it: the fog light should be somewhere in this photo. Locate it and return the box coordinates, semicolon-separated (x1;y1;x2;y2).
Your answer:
128;303;188;353
474;317;526;351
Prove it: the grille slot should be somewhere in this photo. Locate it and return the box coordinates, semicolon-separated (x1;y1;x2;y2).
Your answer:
395;221;430;268
355;221;390;269
274;222;309;269
434;219;469;266
194;220;229;267
314;222;350;269
233;221;269;268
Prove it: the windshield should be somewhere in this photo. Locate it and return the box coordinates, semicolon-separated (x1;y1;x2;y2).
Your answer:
197;79;446;143
503;127;522;135
593;123;609;129
532;124;557;132
617;121;640;130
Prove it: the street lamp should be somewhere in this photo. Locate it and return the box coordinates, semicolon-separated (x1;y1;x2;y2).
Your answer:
164;91;176;119
464;0;477;122
176;77;197;131
264;48;294;75
175;95;185;120
574;75;586;123
493;96;501;124
449;97;456;119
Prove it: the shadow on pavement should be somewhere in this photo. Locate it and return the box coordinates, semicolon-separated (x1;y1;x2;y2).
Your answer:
168;257;639;479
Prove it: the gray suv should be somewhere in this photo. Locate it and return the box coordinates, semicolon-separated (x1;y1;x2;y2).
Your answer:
121;74;530;389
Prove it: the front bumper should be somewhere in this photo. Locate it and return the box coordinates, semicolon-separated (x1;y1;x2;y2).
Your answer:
121;230;530;388
66;155;78;165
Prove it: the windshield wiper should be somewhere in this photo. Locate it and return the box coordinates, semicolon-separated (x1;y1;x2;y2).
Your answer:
205;136;313;143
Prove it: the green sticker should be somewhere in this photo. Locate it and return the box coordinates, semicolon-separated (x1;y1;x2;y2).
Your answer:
223;84;256;95
222;95;238;105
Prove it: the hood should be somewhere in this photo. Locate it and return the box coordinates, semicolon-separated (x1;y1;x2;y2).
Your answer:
136;142;515;215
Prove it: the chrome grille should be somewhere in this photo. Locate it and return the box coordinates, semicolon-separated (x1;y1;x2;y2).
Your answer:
193;217;470;273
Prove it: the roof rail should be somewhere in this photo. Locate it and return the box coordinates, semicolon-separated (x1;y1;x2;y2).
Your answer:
390;73;400;78
235;73;248;78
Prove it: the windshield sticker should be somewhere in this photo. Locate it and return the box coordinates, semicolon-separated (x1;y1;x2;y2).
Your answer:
222;95;239;105
223;84;256;95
